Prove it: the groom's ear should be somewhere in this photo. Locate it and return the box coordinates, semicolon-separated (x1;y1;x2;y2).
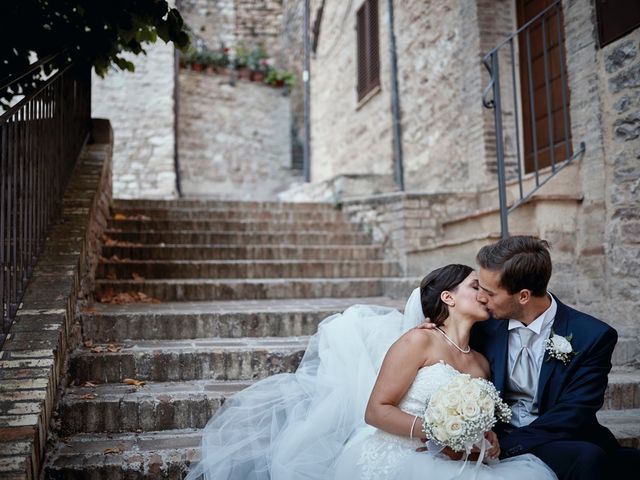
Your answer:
517;289;531;305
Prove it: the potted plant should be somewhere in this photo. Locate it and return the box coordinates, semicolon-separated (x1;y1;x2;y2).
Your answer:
234;44;251;80
248;46;269;81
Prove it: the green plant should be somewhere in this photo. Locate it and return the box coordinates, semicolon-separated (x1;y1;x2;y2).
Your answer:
265;69;296;87
233;44;250;69
247;46;269;72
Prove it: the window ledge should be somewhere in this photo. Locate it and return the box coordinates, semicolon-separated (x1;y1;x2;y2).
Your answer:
356;84;381;111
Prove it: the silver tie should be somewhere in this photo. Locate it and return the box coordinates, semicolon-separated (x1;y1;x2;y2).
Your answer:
510;327;537;401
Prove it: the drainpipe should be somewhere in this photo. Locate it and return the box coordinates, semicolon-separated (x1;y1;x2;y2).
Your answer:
303;0;311;182
386;0;404;190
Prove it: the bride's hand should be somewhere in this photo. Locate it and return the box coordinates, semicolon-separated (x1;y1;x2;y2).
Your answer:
484;430;500;460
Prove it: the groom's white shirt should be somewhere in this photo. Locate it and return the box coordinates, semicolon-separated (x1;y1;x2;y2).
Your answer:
506;293;557;426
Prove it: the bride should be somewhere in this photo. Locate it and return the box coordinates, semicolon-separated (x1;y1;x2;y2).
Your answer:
186;264;557;480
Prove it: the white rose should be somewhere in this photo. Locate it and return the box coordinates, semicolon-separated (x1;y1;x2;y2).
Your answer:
550;334;572;353
480;396;495;413
462;383;481;400
435;426;449;442
462;401;481;420
445;417;464;437
429;404;446;424
449;376;467;391
444;391;461;409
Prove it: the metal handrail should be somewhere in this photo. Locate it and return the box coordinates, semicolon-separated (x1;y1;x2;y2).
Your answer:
482;0;584;238
0;52;91;349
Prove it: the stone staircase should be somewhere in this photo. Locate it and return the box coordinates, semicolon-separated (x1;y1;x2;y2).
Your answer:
43;199;413;478
42;199;640;478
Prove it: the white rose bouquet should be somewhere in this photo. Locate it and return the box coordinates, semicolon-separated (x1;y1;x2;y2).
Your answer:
422;374;511;454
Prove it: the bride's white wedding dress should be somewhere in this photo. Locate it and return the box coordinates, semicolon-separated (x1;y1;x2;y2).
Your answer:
187;290;557;480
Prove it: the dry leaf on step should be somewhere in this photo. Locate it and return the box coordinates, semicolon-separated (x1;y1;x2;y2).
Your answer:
104;446;123;455
107;344;121;353
83;340;94;348
113;213;127;220
80;393;97;400
90;346;104;353
82;381;97;387
123;378;146;387
131;272;145;282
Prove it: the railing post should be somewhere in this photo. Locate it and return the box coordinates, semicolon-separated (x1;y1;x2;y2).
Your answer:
490;52;509;239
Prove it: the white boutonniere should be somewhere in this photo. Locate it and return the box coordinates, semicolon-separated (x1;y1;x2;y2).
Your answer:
544;329;578;364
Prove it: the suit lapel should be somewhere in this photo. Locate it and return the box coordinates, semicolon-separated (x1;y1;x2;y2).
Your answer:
536;295;568;406
491;319;510;395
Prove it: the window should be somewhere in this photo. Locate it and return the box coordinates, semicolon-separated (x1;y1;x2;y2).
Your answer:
356;0;380;102
595;0;640;48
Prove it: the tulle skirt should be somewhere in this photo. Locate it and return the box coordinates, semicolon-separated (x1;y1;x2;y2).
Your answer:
186;303;557;480
186;304;405;480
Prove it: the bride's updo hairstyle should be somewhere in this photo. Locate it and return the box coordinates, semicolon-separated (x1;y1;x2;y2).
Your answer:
420;264;474;327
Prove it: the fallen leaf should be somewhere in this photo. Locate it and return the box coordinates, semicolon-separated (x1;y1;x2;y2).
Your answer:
104;446;123;455
83;340;94;348
82;306;99;315
106;272;117;280
107;344;121;353
123;378;146;387
113;213;127;220
82;381;97;387
81;393;97;400
131;272;145;282
91;346;104;353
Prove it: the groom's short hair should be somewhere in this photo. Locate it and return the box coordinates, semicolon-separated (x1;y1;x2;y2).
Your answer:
476;235;551;297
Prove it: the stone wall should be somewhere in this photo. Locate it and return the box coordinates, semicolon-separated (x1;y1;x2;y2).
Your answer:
600;28;640;340
179;0;284;56
178;70;300;198
308;0;516;193
92;43;177;199
309;0;394;187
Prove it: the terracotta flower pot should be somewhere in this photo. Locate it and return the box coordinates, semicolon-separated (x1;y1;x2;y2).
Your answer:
251;71;265;82
238;67;251;80
192;63;204;72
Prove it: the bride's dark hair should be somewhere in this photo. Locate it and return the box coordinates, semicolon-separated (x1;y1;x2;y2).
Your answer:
420;264;474;327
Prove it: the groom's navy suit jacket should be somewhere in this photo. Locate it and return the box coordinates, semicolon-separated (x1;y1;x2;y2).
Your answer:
470;295;620;458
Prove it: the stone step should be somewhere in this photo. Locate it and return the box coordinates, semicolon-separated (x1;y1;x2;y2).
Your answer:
44;410;640;479
96;259;401;280
107;218;360;233
104;229;371;245
94;277;388;301
101;244;384;261
597;409;640;448
44;429;201;479
58;368;640;435
82;297;405;342
69;337;308;383
603;367;640;410
109;207;346;222
113;199;334;211
59;380;250;435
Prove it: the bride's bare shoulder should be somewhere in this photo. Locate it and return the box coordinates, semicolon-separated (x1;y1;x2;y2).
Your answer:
394;327;436;349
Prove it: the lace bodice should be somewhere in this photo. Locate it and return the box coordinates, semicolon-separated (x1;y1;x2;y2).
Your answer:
397;361;460;417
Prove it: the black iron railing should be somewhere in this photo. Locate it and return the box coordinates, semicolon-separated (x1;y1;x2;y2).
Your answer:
482;0;585;238
0;51;91;348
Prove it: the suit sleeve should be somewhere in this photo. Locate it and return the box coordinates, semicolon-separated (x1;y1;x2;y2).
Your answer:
499;326;617;458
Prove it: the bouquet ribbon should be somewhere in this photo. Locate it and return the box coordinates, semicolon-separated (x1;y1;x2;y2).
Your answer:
425;437;493;479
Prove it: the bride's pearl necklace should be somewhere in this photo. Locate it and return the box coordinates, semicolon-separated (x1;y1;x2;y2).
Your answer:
435;326;471;354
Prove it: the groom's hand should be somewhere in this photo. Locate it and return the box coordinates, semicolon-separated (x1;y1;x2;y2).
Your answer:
413;318;435;330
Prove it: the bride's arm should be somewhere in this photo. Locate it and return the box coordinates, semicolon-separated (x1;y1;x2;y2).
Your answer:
364;329;431;439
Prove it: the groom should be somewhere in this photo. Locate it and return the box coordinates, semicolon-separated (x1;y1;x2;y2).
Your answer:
468;235;640;479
